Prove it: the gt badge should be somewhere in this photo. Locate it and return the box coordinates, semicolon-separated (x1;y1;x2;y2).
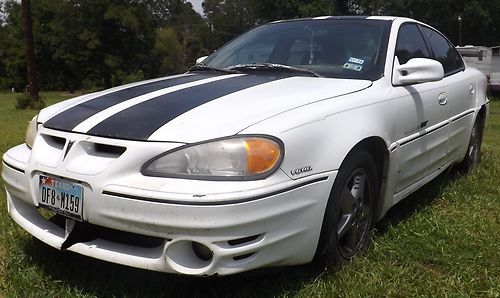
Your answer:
291;166;313;176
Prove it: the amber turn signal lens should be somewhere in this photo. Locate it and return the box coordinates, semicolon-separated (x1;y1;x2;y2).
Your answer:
245;138;281;174
144;136;283;180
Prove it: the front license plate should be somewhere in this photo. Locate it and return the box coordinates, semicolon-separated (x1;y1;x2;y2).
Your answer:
38;175;83;221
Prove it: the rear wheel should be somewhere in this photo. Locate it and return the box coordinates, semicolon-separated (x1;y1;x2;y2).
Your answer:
315;150;379;267
459;115;483;172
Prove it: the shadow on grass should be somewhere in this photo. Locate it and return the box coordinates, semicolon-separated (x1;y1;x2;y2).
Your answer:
17;167;471;297
21;237;325;297
376;166;464;235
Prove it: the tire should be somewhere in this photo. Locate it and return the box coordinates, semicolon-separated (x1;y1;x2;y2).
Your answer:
315;149;379;268
459;115;484;172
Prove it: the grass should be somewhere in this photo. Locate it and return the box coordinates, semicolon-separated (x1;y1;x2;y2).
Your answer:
0;91;499;297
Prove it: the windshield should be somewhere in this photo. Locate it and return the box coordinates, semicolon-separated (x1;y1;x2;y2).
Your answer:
202;19;391;80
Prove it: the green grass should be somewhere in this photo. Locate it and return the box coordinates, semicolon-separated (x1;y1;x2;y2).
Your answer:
0;92;499;297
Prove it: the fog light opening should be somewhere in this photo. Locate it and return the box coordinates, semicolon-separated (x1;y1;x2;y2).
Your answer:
191;242;213;261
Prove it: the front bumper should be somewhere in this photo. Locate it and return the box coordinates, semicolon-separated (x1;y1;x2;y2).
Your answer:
2;129;335;276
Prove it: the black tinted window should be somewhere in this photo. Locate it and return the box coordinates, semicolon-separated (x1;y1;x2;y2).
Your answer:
395;24;430;64
420;26;464;75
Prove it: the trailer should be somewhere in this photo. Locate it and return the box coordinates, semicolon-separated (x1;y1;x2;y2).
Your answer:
456;45;500;94
491;46;500;93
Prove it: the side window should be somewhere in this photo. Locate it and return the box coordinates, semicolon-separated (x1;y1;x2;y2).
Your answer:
395;23;431;64
420;26;464;75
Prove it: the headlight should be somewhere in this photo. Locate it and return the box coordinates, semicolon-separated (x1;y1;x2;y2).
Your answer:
25;114;39;149
142;136;284;180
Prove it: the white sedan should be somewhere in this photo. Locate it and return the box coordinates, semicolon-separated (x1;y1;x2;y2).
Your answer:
2;16;488;276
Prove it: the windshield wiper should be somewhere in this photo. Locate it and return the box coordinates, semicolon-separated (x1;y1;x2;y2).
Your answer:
227;63;321;77
189;64;241;74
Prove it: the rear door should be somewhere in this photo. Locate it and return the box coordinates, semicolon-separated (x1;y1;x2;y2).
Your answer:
419;25;475;162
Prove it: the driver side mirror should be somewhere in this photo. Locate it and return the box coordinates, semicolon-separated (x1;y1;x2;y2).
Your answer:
393;57;444;86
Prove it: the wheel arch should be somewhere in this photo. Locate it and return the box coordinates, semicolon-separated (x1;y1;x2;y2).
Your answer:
477;104;487;129
313;136;389;266
345;136;390;221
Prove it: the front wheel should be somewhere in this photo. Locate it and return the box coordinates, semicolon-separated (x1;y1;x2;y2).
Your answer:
315;150;379;268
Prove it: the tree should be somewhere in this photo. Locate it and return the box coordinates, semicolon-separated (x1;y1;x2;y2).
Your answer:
203;0;336;49
363;0;500;46
2;0;500;93
30;0;159;89
167;0;208;68
154;27;184;73
333;0;349;14
0;23;7;89
21;0;39;100
0;1;25;91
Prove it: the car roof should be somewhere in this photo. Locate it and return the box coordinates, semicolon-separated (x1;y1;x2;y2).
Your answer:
269;16;401;24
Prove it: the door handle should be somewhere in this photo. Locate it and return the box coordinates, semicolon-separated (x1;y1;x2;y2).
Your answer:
469;84;475;94
438;92;448;106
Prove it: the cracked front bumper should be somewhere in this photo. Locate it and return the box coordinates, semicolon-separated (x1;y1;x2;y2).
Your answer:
3;136;335;276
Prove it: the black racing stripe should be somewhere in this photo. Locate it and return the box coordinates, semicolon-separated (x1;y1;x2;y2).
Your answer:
87;75;280;141
43;74;215;131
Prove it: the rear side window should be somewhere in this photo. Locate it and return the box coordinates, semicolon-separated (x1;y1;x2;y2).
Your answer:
420;26;464;75
395;23;431;64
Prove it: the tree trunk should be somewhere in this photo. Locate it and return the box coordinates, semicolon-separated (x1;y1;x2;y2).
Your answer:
334;0;349;15
103;67;112;89
21;0;39;100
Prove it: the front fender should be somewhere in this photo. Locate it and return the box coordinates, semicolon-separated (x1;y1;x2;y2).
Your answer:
240;88;396;180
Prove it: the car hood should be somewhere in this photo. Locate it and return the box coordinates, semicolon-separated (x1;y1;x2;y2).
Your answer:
41;73;372;143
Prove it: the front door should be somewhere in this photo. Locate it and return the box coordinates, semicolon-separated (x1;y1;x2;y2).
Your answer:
391;23;451;193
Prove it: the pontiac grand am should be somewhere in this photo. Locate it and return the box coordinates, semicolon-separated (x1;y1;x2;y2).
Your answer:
2;16;488;275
